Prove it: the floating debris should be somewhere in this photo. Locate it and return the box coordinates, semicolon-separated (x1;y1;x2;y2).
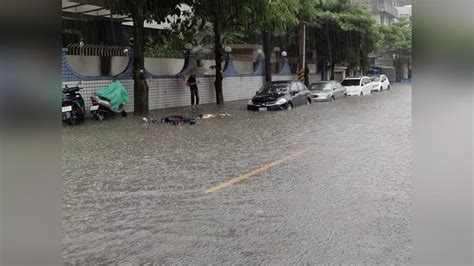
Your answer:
142;112;231;126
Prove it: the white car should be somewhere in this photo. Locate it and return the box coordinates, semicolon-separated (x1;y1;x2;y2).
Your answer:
370;74;391;92
341;77;373;96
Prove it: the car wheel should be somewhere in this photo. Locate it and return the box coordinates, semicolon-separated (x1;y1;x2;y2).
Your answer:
306;98;311;105
330;96;335;102
379;86;383;92
360;91;363;96
343;93;347;99
286;102;293;111
388;85;391;90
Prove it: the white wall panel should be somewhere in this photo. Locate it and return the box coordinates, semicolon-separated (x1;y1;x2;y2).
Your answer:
63;75;281;114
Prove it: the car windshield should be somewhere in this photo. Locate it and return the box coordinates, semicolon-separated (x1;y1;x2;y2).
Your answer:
258;83;290;94
341;79;360;86
309;83;332;91
371;76;381;82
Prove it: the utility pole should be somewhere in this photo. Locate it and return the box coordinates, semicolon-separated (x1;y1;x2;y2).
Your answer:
298;20;307;85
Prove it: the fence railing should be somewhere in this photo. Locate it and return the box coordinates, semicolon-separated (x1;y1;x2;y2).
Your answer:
66;43;261;62
66;44;129;57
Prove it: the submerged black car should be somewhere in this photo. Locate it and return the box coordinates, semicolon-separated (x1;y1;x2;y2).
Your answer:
247;81;312;111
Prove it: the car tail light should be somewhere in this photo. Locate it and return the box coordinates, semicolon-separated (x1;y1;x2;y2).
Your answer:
91;98;98;105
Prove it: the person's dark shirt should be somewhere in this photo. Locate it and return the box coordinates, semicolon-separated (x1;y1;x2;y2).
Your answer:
187;75;198;90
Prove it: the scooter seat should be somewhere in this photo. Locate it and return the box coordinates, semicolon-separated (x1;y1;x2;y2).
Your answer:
62;87;80;94
98;95;110;101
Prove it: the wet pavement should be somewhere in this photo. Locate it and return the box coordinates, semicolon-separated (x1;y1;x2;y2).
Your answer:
63;84;412;264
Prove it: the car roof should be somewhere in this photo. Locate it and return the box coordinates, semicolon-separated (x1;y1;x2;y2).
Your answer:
269;80;293;84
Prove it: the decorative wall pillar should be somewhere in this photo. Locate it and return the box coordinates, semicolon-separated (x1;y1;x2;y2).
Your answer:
278;51;292;76
252;49;265;76
222;46;239;77
177;45;197;76
62;47;133;81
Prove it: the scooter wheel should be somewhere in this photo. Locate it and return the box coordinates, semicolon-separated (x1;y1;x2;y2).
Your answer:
63;113;72;125
121;110;127;117
93;112;105;121
69;108;79;125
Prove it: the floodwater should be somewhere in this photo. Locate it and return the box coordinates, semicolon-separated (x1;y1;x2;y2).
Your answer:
63;84;412;264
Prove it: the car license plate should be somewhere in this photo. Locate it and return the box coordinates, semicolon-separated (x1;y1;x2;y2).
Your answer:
90;105;99;111
258;107;267;111
62;106;72;112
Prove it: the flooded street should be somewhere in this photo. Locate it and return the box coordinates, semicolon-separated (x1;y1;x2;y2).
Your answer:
63;84;411;264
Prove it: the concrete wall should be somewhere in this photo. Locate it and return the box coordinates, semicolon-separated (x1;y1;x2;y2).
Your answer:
62;75;298;114
145;58;184;76
234;61;254;75
375;57;394;67
68;56;255;77
67;55;129;76
62;51;298;114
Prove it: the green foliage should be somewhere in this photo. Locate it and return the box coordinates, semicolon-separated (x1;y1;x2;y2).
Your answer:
377;17;412;59
312;0;379;70
143;17;213;57
108;0;383;70
240;0;300;36
143;18;247;57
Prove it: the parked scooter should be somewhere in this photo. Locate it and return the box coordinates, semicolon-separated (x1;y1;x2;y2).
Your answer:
62;81;85;125
90;96;127;120
90;80;128;121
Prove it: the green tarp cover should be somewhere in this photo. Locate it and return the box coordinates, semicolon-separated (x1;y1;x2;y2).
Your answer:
96;81;129;111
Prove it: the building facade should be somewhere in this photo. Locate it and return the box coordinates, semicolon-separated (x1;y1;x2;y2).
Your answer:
350;0;398;25
392;0;412;7
395;5;412;19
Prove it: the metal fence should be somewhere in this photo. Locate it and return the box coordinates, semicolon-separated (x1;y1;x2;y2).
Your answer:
66;43;130;57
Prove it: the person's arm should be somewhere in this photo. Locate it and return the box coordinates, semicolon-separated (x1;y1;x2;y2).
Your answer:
188;77;197;86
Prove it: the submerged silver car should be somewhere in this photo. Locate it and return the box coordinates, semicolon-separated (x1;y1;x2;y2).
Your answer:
308;81;346;102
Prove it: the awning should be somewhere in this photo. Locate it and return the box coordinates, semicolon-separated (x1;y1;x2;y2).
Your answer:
62;0;130;20
62;0;192;30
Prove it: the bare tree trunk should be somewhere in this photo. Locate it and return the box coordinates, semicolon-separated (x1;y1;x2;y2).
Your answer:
326;25;334;81
212;0;224;105
298;20;305;70
304;64;309;86
131;0;149;116
330;62;335;80
263;28;272;83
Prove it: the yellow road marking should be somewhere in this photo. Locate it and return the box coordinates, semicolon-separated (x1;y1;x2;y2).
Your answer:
206;148;309;193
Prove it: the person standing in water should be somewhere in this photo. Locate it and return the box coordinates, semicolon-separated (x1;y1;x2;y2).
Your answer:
187;74;199;109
